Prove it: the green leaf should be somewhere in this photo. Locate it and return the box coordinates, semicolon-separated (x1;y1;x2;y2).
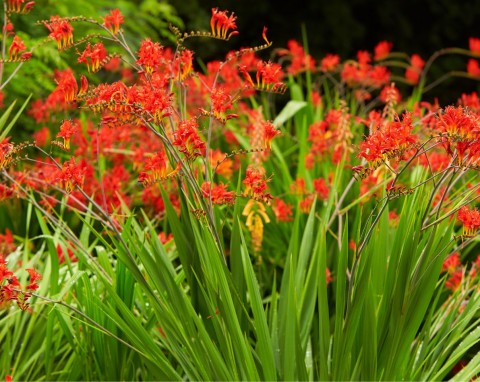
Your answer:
0;94;32;141
273;100;307;127
239;223;277;380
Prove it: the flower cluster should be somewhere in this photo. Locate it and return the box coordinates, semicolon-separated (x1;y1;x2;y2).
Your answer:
358;112;417;168
210;8;239;40
172;119;206;161
457;206;480;236
102;9;123;35
77;42;108;73
43;16;74;50
1;251;41;311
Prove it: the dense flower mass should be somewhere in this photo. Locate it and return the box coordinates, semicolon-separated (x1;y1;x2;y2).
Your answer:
201;181;235;205
56;158;86;193
138;151;171;187
2;7;480;381
458;206;480;236
1;251;41;310
136;38;164;74
172;119;205;160
243;166;272;202
358;112;417;166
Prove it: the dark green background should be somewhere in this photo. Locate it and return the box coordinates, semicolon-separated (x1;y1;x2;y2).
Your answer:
175;0;480;103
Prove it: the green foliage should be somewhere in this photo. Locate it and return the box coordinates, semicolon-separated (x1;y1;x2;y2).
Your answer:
3;165;479;380
1;4;480;381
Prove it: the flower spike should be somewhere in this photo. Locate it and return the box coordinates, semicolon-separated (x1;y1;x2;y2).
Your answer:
210;8;239;40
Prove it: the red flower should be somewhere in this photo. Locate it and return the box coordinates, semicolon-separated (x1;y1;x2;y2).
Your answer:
278;40;316;75
0;184;14;202
326;268;332;285
442;253;461;274
313;178;329;200
257;61;284;84
0;140;14;170
78;42;107;72
136;38;163;74
56;120;79;150
349;240;357;250
374;40;393;61
357;50;371;66
3;22;14;36
263;121;280;148
19;52;31;61
411;54;425;70
320;54;340;72
460;92;480;112
174;49;194;80
262;26;270;45
7;0;23;12
467;59;480;77
210;8;239;40
457;206;480;236
243;166;272;201
0;229;16;258
8;35;26;60
299;195;314;213
201;182;235;205
405;54;425;85
23;1;35;13
7;0;34;13
103;9;124;35
210;86;234;119
273;199;293;222
240;61;286;94
379;84;401;104
54;68;78;103
57;158;86;194
469;37;480;55
341;62;363;86
418;151;450;172
405;67;420;85
158;232;173;244
358;112;417;166
368;66;390;88
79;75;89;96
445;270;463;291
138;152;180;187
172;119;205;161
290;178;306;196
56;243;77;264
437;106;478;139
311;91;322;107
25;268;41;291
43;16;74;50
